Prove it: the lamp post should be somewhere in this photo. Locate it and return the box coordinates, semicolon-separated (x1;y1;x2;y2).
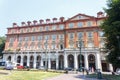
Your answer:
44;40;48;71
117;36;120;50
77;39;83;71
14;48;20;68
116;36;120;60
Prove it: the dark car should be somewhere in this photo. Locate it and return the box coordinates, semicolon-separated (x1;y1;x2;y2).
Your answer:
64;67;73;71
77;67;86;72
24;66;30;71
0;62;6;69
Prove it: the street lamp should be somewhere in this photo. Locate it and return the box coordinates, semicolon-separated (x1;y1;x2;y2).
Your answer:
116;36;120;49
116;36;120;60
44;40;48;71
77;39;83;72
14;48;20;68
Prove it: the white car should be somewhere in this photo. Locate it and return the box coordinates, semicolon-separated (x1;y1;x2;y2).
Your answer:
116;68;120;75
5;65;13;70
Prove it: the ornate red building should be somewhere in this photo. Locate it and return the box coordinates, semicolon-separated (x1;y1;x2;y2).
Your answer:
3;12;113;72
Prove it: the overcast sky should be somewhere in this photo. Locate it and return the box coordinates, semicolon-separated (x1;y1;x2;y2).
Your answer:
0;0;107;36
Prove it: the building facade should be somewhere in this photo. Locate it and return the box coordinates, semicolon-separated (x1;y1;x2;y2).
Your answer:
3;12;113;71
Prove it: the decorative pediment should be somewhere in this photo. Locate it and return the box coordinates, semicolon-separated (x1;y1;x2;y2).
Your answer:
30;42;35;46
59;40;64;44
67;13;95;21
24;42;28;46
69;40;74;44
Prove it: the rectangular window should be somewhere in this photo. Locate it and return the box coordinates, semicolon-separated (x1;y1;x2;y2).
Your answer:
20;29;23;33
18;37;22;42
9;43;13;47
32;27;36;32
99;31;104;37
87;21;92;27
25;37;29;42
52;35;57;40
11;29;15;33
46;26;49;31
9;38;14;43
69;33;74;39
38;45;41;49
78;32;83;39
52;25;57;30
31;36;35;41
39;27;43;31
52;44;56;49
45;35;49;40
59;24;64;30
26;28;30;32
18;42;22;47
97;20;103;26
78;22;83;27
88;32;93;37
38;36;42;41
59;34;64;39
69;23;74;28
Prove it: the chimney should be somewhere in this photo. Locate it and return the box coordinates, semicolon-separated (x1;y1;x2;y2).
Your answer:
21;22;26;26
27;21;32;26
46;19;50;24
97;11;104;18
39;19;44;24
33;20;38;25
59;17;65;22
13;23;17;27
53;18;57;23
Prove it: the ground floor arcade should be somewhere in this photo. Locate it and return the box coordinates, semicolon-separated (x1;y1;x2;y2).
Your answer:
3;48;113;72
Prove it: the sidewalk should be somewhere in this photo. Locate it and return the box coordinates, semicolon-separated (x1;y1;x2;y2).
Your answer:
45;73;106;80
0;70;11;75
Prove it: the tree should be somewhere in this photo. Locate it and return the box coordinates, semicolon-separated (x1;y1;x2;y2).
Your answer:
0;36;5;59
101;0;120;68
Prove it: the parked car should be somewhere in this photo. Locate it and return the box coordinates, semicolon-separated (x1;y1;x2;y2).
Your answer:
17;65;24;69
77;67;86;72
0;62;6;69
38;66;46;70
64;67;73;71
116;68;120;75
24;66;30;71
5;65;13;70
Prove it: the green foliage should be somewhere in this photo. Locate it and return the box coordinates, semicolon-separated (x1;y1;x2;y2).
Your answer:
101;0;120;68
0;36;5;59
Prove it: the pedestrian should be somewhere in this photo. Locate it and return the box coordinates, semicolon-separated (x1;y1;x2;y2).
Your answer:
82;68;84;75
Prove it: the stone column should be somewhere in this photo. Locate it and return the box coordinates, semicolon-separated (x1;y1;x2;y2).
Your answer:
95;52;102;71
27;52;30;67
109;63;113;72
33;52;37;69
40;58;43;66
20;52;23;66
48;53;51;69
56;52;59;70
74;52;78;69
64;51;68;68
40;53;43;66
85;53;89;70
13;53;16;63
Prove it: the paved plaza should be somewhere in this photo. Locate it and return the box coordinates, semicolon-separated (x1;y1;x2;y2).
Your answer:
46;72;106;80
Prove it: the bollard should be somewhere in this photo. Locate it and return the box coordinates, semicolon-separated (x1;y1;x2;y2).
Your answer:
96;69;102;79
86;70;89;75
97;71;102;79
